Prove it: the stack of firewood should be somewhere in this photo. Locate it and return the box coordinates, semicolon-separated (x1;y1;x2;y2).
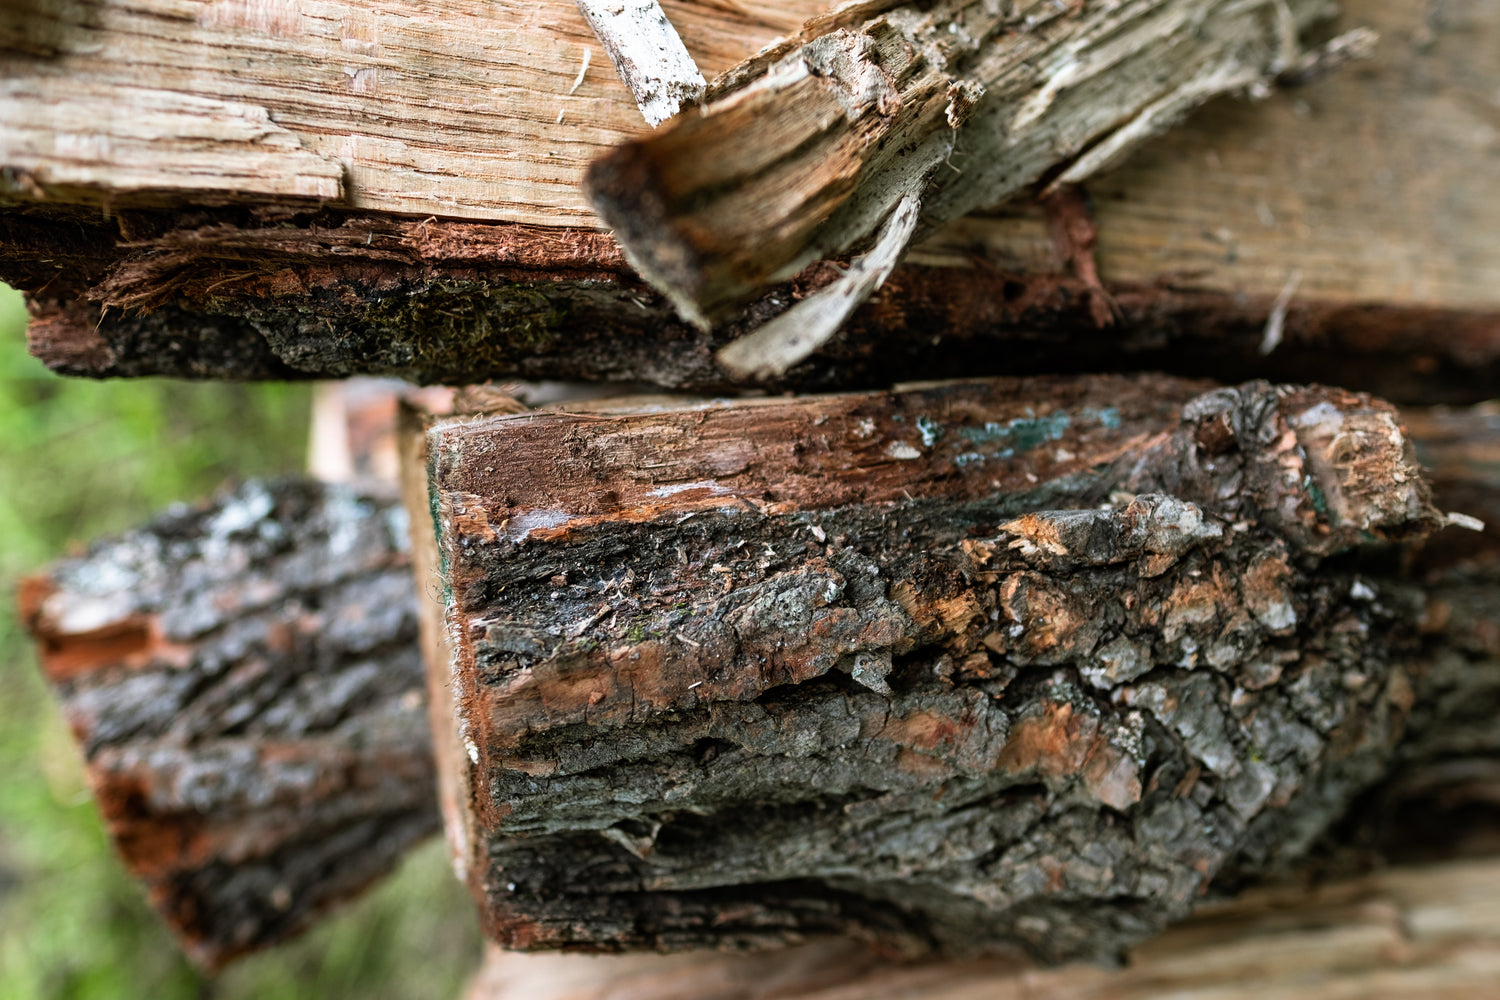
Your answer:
8;0;1500;996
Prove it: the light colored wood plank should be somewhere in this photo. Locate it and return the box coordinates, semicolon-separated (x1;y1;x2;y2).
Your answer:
915;0;1500;311
0;0;826;223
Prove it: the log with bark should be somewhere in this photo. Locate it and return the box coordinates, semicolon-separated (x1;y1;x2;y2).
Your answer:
17;479;437;969
22;389;1500;973
5;0;1499;403
403;373;1467;962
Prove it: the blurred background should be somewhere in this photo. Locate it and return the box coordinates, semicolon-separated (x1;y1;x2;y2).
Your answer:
0;284;483;999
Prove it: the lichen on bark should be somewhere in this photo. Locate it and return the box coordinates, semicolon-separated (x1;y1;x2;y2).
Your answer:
413;376;1441;961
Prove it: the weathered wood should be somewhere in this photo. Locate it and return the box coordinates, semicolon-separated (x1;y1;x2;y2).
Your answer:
576;0;706;127
6;1;1499;398
463;855;1500;1000
405;374;1449;961
585;0;1330;334
18;479;437;970
0;0;819;222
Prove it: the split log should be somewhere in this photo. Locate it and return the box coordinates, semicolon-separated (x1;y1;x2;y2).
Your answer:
584;0;1331;347
17;479;437;969
4;0;1498;403
403;374;1452;962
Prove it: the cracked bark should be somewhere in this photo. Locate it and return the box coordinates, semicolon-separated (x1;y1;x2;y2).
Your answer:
22;395;1500;970
18;480;436;970
404;374;1453;961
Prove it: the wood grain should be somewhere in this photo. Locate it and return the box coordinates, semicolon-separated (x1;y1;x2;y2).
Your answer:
6;0;1498;388
0;0;825;223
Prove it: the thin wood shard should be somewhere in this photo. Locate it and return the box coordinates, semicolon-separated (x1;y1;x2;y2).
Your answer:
576;0;707;127
716;191;920;377
18;481;437;970
587;0;1331;331
405;375;1442;961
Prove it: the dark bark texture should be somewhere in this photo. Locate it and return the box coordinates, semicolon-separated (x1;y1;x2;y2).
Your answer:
7;207;1500;406
18;480;437;970
412;375;1446;962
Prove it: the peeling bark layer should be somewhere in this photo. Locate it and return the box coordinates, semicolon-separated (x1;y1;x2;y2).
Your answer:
13;206;1500;405
409;375;1443;961
18;481;437;970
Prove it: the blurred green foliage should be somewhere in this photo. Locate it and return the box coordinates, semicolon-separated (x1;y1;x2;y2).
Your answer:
0;285;482;999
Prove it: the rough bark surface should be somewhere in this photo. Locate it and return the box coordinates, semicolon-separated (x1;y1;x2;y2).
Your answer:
11;205;1500;406
408;375;1444;962
18;480;437;970
19;397;1499;975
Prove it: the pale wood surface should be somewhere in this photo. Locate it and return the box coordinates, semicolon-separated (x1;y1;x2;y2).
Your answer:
0;0;823;223
915;0;1500;311
466;855;1500;1000
5;0;1496;317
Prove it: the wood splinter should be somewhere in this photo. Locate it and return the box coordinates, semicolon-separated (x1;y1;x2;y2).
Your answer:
586;0;1337;366
576;0;706;127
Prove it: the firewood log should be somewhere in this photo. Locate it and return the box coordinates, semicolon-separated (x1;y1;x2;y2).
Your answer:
2;0;1495;402
401;374;1455;961
18;480;437;969
22;391;1500;969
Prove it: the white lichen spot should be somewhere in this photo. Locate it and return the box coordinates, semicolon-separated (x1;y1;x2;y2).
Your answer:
886;441;922;460
648;479;729;498
464;738;479;765
508;509;574;539
1290;400;1345;433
